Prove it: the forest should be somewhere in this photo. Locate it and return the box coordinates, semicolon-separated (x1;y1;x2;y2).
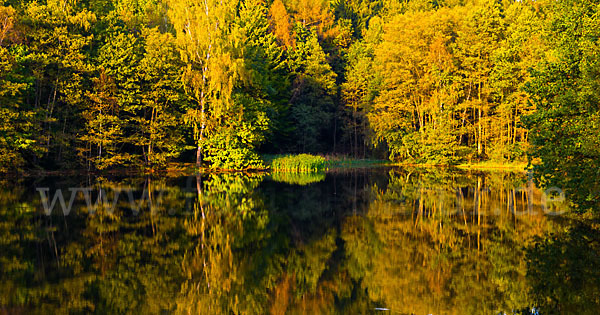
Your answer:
1;0;600;310
0;0;598;181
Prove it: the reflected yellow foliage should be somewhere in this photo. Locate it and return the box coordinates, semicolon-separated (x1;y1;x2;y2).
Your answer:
0;169;594;314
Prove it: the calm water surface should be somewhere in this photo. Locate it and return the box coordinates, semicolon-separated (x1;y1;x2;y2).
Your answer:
1;167;599;314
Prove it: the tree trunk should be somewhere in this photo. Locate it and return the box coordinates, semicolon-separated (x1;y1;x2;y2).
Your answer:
477;80;482;156
196;145;202;168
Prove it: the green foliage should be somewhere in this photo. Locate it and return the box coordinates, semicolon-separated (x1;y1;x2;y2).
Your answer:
340;24;382;158
202;96;270;170
80;31;140;169
79;70;132;170
0;37;35;171
287;26;337;153
524;0;600;213
132;28;187;167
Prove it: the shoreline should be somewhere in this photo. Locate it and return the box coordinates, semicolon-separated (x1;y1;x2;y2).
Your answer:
1;159;530;178
391;162;529;172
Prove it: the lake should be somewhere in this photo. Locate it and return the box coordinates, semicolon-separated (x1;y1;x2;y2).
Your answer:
1;167;599;314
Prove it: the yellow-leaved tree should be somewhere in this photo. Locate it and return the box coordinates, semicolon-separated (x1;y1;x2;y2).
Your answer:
167;0;243;167
369;8;462;163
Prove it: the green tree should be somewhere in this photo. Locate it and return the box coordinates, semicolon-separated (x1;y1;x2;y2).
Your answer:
341;16;383;157
0;5;35;171
79;31;140;169
19;0;96;168
525;0;600;212
79;70;130;169
288;27;337;153
133;28;187;167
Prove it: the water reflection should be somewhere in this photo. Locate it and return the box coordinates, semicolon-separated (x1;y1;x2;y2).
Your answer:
0;168;597;314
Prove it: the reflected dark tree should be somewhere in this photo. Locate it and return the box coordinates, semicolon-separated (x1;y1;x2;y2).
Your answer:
527;221;600;315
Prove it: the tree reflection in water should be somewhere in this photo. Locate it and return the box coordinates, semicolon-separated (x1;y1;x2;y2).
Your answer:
0;168;596;314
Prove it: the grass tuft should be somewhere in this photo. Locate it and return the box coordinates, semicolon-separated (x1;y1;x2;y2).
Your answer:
267;154;327;172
